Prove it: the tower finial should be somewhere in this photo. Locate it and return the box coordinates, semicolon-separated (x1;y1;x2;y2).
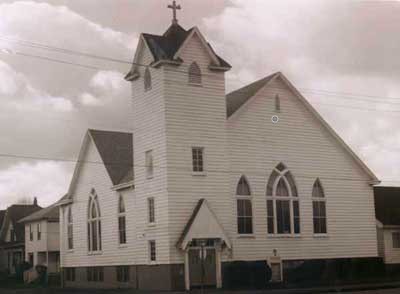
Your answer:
167;1;181;25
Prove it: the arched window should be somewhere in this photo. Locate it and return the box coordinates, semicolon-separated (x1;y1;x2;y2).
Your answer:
67;207;73;250
188;62;202;85
312;179;327;234
275;94;281;112
144;67;152;91
236;176;253;235
88;189;102;252
118;195;127;244
266;163;300;235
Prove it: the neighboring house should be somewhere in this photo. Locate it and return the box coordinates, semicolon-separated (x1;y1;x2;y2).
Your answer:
374;186;400;269
0;199;41;275
19;202;61;275
59;5;380;291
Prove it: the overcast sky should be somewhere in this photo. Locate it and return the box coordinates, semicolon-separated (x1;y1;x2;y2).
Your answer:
0;0;399;209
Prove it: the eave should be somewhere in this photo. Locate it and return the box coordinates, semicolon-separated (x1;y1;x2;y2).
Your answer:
111;181;135;191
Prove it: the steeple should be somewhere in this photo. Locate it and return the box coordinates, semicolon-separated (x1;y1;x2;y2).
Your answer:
167;1;181;25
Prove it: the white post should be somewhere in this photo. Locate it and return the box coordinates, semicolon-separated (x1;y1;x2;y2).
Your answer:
184;249;190;291
216;245;222;289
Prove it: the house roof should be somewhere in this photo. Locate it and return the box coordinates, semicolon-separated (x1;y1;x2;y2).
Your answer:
374;186;400;226
88;129;133;186
226;73;278;117
18;203;59;223
0;204;42;242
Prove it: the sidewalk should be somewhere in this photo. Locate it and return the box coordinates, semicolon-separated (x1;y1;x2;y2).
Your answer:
2;281;400;294
178;281;400;294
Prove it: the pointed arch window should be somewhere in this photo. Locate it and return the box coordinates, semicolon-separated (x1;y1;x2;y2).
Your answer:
188;62;202;85
67;207;73;250
266;163;300;235
144;67;152;91
88;189;102;252
312;179;327;234
236;176;253;235
275;94;281;112
118;195;127;244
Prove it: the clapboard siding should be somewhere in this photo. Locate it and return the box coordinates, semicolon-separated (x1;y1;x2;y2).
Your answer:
130;43;171;264
61;139;138;267
226;77;377;261
61;25;378;272
164;33;231;263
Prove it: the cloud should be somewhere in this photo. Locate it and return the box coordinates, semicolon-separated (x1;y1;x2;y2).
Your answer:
203;0;400;183
0;60;74;112
0;1;134;175
0;161;72;209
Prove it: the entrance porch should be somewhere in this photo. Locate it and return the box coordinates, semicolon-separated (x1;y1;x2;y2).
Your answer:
176;199;231;290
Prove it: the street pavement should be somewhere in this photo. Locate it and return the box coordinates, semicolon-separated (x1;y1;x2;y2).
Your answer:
1;287;400;294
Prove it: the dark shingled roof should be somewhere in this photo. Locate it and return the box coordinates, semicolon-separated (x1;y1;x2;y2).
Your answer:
374;186;400;225
0;204;42;242
0;210;5;234
226;73;278;117
142;24;231;68
89;129;133;186
19;203;59;223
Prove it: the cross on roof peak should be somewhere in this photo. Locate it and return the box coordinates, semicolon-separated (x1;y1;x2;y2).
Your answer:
168;1;181;25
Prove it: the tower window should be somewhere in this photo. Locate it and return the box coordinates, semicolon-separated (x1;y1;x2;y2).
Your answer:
144;67;152;91
188;62;202;85
192;147;204;173
145;150;154;179
149;240;156;262
148;197;155;224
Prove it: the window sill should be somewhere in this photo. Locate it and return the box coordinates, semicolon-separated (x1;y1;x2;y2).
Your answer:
146;175;154;180
148;261;158;265
148;223;156;227
118;244;128;249
237;234;255;239
67;249;74;253
313;234;329;238
188;82;203;87
192;172;207;177
268;234;302;238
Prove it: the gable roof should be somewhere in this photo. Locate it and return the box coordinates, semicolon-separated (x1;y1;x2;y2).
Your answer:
88;129;133;186
226;72;379;183
126;24;230;80
67;129;133;199
374;186;400;226
226;73;278;117
18;202;59;223
0;204;42;242
176;199;231;250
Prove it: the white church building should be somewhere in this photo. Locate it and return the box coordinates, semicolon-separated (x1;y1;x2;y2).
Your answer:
58;3;380;291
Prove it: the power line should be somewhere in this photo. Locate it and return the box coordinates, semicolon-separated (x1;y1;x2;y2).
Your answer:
5;50;400;113
0;151;389;183
3;35;400;106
